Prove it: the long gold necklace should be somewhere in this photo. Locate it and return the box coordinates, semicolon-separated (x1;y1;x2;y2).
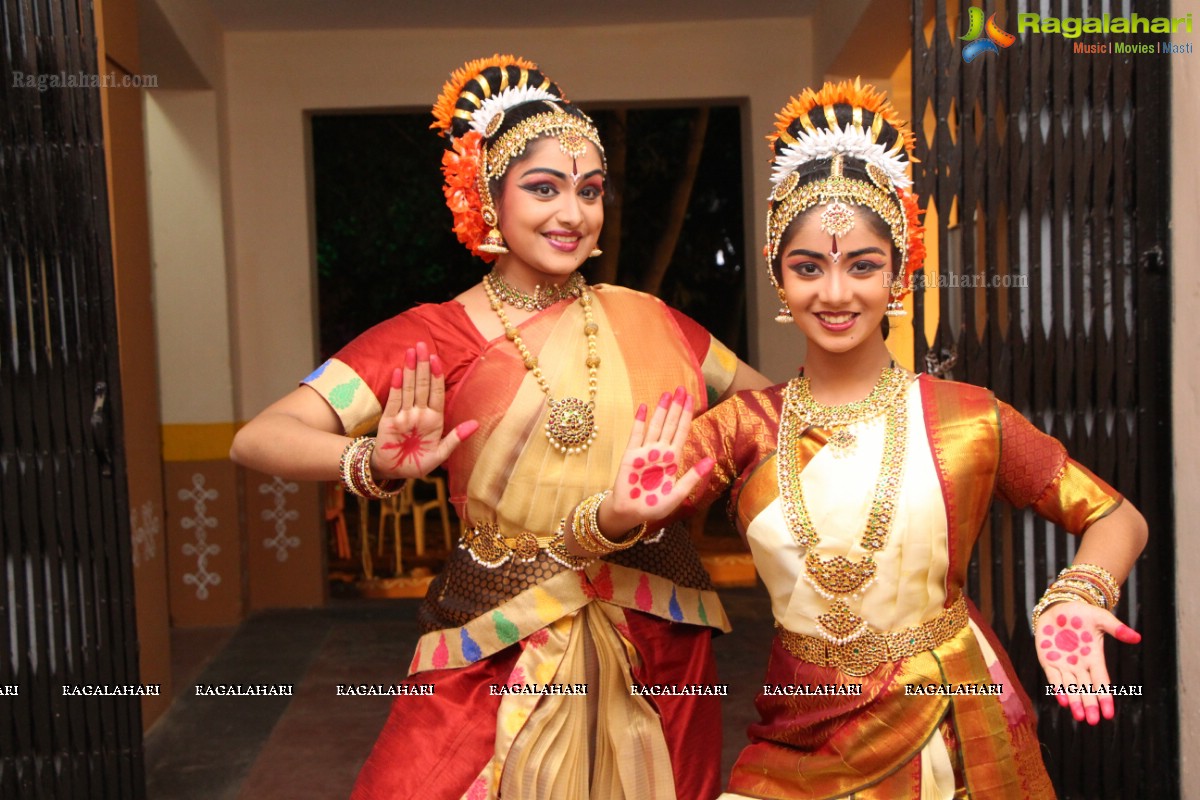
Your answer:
485;269;585;311
483;273;600;454
778;367;910;644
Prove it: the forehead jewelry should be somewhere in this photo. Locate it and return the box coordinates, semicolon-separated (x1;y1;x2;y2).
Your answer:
819;155;856;239
558;130;589;160
570;157;581;185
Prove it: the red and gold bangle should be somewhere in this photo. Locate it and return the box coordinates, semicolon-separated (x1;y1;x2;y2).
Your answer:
339;436;401;499
1031;562;1123;632
1057;564;1120;608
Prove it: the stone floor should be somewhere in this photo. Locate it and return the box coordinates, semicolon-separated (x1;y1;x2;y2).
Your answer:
143;587;775;799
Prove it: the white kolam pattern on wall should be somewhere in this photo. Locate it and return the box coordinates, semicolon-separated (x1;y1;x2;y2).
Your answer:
179;473;221;599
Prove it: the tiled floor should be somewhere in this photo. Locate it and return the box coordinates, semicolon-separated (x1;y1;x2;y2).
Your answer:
143;588;775;799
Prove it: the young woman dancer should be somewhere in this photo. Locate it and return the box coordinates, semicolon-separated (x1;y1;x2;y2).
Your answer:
232;55;766;799
579;79;1147;799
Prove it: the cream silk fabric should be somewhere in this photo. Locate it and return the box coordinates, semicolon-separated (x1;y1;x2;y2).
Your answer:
745;383;950;635
729;384;957;800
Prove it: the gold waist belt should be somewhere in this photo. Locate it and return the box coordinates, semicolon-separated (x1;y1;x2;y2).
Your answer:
776;594;969;677
460;521;586;569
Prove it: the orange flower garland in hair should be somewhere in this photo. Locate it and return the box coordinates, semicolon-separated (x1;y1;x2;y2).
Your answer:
766;77;917;158
440;132;493;261
897;188;926;290
431;54;541;262
430;54;538;137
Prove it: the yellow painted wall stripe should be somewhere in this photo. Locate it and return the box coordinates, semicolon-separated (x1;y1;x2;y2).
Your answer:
161;422;239;462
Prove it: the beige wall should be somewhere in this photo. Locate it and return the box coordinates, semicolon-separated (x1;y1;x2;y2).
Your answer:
1173;23;1199;798
147;89;235;425
223;19;817;413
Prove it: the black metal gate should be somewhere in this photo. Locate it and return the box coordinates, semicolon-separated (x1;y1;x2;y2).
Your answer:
1;1;145;798
911;0;1175;796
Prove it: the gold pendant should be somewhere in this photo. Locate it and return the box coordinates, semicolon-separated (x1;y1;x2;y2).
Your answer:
816;599;869;644
545;397;597;454
805;551;876;596
826;428;856;455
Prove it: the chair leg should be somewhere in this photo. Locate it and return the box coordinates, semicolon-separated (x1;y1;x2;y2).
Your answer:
377;503;388;556
436;482;452;551
413;510;426;557
393;514;403;576
335;519;350;560
358;496;373;580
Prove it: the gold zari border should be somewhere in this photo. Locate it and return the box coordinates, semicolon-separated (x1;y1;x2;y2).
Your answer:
776;594;969;677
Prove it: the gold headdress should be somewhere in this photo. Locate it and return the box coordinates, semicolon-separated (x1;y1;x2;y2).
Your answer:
765;78;925;308
431;55;605;260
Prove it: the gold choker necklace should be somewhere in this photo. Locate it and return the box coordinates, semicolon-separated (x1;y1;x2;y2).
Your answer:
483;273;599;454
789;365;909;455
779;366;910;644
484;270;585;311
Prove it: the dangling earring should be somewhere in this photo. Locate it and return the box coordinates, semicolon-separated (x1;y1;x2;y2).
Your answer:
478;205;509;254
886;274;907;318
774;288;793;324
589;248;603;258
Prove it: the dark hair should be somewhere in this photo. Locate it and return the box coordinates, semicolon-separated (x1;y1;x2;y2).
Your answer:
446;65;592;148
771;105;904;161
449;65;562;139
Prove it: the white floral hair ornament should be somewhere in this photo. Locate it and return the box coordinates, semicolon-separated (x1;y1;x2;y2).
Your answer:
470;85;561;137
769;126;912;193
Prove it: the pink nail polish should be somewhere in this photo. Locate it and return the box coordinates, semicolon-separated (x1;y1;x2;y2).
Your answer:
673;386;686;403
391;368;403;389
456;420;480;439
697;457;715;475
405;349;417;370
416;341;429;360
430;354;444;377
635;404;647;422
658;392;671;409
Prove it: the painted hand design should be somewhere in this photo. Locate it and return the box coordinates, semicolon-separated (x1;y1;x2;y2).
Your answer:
609;386;714;524
374;341;478;480
1036;601;1141;725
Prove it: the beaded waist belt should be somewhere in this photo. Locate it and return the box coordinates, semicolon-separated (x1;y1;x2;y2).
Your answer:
461;520;667;570
776;594;969;677
461;521;587;569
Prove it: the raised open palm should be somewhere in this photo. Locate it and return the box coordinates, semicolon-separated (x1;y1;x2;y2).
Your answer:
373;341;478;480
1036;601;1141;725
607;387;714;525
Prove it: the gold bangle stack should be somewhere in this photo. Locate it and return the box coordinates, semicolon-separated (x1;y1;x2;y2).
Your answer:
1031;562;1121;633
339;436;402;499
1058;564;1120;608
570;491;647;555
